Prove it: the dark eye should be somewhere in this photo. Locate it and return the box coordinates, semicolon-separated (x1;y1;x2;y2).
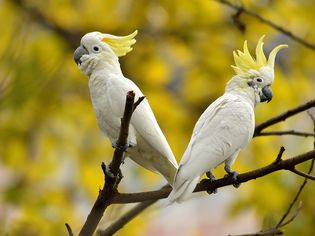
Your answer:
255;77;263;83
93;46;100;52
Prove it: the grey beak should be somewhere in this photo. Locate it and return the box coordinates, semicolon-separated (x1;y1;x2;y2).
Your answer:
74;46;88;65
261;86;273;103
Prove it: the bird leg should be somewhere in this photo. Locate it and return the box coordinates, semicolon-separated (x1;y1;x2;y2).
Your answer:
206;171;217;194
224;164;240;188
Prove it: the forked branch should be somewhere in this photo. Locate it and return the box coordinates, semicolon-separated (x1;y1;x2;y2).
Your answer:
77;91;145;236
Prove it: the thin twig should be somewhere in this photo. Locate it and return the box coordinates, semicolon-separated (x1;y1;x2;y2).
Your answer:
257;130;315;138
276;112;315;228
275;146;285;163
254;100;315;136
213;0;315;51
65;223;74;236
308;111;315;148
290;168;315;181
278;201;302;228
133;96;146;111
229;228;283;236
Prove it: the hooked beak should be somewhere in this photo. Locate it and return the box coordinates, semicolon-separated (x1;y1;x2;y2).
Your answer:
260;86;273;103
74;46;88;65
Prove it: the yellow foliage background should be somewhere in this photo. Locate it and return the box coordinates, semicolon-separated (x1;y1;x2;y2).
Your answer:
0;0;314;235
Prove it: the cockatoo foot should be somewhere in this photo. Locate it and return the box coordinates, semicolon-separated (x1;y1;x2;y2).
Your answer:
224;170;240;188
206;171;216;181
206;171;217;194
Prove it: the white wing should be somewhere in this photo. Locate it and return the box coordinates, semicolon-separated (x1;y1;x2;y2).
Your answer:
96;75;178;168
170;93;254;202
126;80;178;168
177;93;254;182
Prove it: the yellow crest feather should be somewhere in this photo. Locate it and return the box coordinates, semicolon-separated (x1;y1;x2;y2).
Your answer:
232;35;288;75
102;30;138;57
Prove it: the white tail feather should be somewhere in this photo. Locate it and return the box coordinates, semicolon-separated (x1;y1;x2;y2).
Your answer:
168;176;200;204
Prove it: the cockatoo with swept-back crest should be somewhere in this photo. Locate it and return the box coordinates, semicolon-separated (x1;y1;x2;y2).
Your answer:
73;30;178;185
168;36;287;203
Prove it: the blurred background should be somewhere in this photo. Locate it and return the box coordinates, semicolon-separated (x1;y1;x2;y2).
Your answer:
0;0;314;235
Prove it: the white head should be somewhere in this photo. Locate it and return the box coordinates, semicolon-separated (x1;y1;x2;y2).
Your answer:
73;30;137;76
226;36;288;105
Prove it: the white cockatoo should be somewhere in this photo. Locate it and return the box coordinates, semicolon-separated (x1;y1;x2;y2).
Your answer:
73;30;178;185
168;36;287;203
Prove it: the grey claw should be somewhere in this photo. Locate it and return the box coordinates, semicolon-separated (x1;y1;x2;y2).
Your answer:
207;188;218;194
206;171;216;181
224;171;240;188
206;171;217;194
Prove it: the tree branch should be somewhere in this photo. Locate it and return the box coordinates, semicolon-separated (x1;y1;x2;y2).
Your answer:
212;0;315;51
256;130;315;138
277;201;302;228
77;91;144;236
97;200;157;236
274;113;315;229
254;99;315;136
289;168;315;181
275;146;285;163
111;149;315;204
65;223;74;236
229;228;283;236
10;0;81;48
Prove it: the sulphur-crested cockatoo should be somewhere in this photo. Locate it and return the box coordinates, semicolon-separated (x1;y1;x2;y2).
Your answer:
73;30;178;185
168;36;287;203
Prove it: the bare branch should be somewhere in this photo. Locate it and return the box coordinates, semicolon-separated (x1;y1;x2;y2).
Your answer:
10;0;81;48
78;91;144;236
257;130;315;138
278;201;302;228
212;0;315;51
229;228;283;236
275;112;315;228
275;146;285;163
111;149;315;204
290;168;315;181
254;100;315;136
133;96;146;111
97;200;157;236
231;7;246;33
308;111;315;148
65;223;74;236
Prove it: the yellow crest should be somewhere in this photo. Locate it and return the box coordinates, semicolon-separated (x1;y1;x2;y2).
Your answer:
101;30;138;57
232;36;288;75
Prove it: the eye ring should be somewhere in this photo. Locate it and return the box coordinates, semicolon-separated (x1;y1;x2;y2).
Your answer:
93;46;100;52
255;77;263;83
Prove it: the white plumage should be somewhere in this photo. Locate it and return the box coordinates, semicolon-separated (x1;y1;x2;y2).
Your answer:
168;36;287;203
169;91;254;202
74;31;178;185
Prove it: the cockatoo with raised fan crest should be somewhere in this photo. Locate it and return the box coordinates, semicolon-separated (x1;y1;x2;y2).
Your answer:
73;30;178;185
168;36;287;203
